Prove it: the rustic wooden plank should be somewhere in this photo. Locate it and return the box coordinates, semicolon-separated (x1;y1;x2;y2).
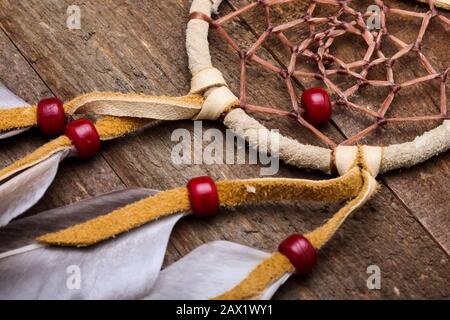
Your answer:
0;0;448;298
226;0;450;254
0;28;126;215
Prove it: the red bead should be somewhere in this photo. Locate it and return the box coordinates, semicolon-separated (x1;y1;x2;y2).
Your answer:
37;98;66;136
64;118;101;159
187;176;219;217
278;234;317;275
301;87;332;126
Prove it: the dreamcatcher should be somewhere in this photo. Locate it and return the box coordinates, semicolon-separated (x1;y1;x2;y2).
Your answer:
0;0;448;299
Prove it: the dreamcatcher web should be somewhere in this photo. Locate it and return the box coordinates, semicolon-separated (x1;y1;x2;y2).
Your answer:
192;0;450;147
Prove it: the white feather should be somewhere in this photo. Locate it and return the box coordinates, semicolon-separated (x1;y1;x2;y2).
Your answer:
0;213;185;299
145;240;292;300
0;150;70;227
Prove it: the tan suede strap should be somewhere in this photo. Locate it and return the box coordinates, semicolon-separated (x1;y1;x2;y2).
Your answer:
213;169;378;300
213;252;294;300
37;167;377;300
0;136;73;182
37;167;366;246
38;187;190;246
95;116;154;140
65;92;204;120
0;91;238;133
0;115;156;184
0;106;36;131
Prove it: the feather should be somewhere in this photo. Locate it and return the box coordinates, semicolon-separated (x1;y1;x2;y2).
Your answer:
0;188;187;299
0;189;290;300
145;240;292;300
0;188;155;250
0;83;67;225
0;83;30;139
0;149;70;227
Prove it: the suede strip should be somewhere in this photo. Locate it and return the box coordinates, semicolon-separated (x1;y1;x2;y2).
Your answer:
37;168;363;247
36;166;377;299
0;106;37;131
95;116;153;140
0;117;152;185
64;92;204;119
217;167;363;206
37;187;190;246
213;170;378;300
0;92;204;132
0;136;72;182
305;170;377;249
213;252;295;300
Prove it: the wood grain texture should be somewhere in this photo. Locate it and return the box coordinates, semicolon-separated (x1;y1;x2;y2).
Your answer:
0;0;448;299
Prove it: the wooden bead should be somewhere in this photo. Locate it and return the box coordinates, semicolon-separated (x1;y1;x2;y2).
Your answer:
37;98;66;136
64;118;101;159
301;87;332;126
278;234;317;275
187;176;219;217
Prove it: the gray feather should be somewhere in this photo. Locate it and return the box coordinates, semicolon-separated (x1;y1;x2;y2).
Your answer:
0;188;186;299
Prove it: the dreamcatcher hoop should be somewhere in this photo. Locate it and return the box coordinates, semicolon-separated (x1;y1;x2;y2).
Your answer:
186;0;450;176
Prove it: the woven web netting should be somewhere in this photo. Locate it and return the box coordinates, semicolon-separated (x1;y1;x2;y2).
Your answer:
193;0;450;147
